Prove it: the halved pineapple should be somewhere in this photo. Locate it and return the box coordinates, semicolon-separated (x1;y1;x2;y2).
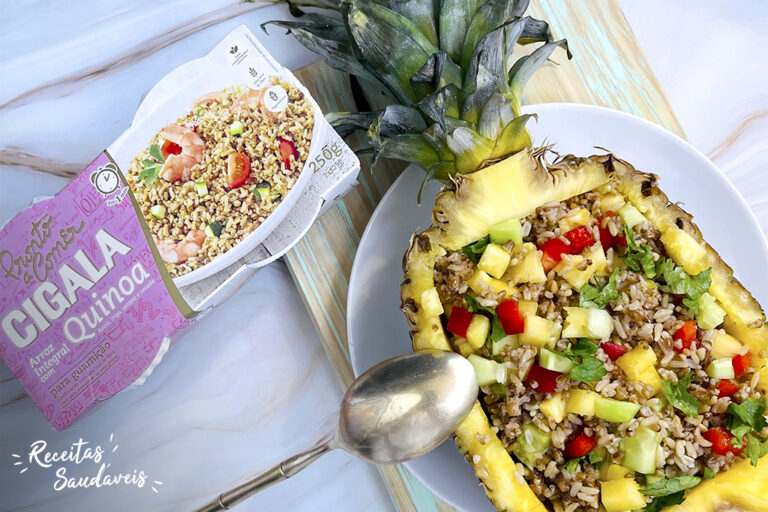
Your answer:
400;148;768;512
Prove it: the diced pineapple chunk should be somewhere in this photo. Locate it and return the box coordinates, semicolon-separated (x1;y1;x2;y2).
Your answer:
507;243;547;284
420;287;444;317
599;192;626;214
455;338;476;357
566;389;597;416
467;314;490;349
477;243;511;279
554;253;600;290
660;226;708;274
518;299;538;317
601;463;634;481
712;331;743;359
519;316;561;348
468;269;516;298
584;243;608;277
600;478;646;512
562;307;614;339
616;345;657;377
540;392;566;423
558;208;592;232
635;366;663;394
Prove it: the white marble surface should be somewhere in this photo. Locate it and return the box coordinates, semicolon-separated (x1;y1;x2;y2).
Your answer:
1;1;768;511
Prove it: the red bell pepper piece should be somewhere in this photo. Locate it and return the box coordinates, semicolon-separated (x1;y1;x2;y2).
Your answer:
716;379;739;397
525;364;561;393
278;137;299;169
732;352;751;378
564;433;597;459
539;238;573;272
602;342;629;361
446;307;473;338
703;427;746;456
497;300;525;335
161;139;183;158
597;211;627;248
673;320;697;352
564;225;596;253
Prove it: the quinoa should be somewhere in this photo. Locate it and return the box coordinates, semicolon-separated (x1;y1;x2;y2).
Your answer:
438;188;766;511
126;77;314;277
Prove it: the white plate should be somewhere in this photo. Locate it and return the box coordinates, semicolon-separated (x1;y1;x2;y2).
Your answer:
346;103;768;512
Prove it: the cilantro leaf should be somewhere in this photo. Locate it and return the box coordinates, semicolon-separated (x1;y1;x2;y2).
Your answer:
579;268;621;309
138;164;161;186
570;356;607;382
657;258;711;315
661;374;702;418
149;143;165;163
460;236;490;264
727;398;768;433
588;450;604;469
488;315;506;346
645;491;686;512
745;433;768;466
463;294;495;316
641;476;701;497
568;339;599;357
564;458;581;474
623;225;657;278
702;467;714;479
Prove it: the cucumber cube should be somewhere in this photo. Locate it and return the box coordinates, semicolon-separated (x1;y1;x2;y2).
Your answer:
194;181;208;196
595;396;641;423
706;358;735;379
468;354;506;386
477;243;511;279
562;307;613;339
698;292;726;329
149;204;166;219
539;348;574;373
586;309;614;339
619;426;661;474
492;334;518;356
489;218;523;246
617;203;648;229
511;424;551;469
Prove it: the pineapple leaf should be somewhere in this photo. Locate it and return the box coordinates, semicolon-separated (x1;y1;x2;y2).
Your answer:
410;52;463;101
417;85;461;132
326;105;426;137
507;38;570;115
371;133;441;170
446;127;494;174
388;0;439;46
460;0;530;69
343;1;442;104
439;0;482;63
477;92;514;140
418;161;455;204
489;113;535;159
462;63;501;124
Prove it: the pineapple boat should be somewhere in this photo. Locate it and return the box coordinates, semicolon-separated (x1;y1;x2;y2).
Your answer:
265;0;768;510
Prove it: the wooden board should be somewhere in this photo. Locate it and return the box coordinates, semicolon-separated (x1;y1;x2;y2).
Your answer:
285;1;684;510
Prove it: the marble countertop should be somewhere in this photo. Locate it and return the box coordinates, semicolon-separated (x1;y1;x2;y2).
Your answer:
1;1;766;511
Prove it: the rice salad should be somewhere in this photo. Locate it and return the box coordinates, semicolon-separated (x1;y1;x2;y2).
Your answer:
432;186;768;511
126;77;314;277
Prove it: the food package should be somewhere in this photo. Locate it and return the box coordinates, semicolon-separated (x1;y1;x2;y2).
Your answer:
0;25;360;430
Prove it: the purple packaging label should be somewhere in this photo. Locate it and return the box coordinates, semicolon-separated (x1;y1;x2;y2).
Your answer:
0;153;186;430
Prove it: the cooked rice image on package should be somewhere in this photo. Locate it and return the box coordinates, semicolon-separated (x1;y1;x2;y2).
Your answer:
126;77;315;277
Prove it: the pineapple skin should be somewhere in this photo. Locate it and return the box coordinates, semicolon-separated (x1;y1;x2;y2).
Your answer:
400;148;768;512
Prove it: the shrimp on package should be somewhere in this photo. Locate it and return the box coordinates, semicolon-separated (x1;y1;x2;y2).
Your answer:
0;26;360;430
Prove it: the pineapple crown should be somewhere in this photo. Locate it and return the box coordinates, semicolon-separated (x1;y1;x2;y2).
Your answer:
262;0;570;187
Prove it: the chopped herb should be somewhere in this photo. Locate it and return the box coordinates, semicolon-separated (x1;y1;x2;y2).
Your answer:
460;235;490;264
138;165;161;186
640;475;700;496
702;467;714;479
463;294;505;348
463;293;496;316
567;339;599;357
579;268;620;309
148;143;165;163
726;398;768;451
138;144;166;187
644;491;686;512
661;374;702;418
744;433;768;466
657;258;711;315
623;225;657;278
587;450;605;469
569;356;607;383
564;458;581;474
488;316;506;346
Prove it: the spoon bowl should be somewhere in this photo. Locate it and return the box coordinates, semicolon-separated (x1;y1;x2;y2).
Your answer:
194;350;479;512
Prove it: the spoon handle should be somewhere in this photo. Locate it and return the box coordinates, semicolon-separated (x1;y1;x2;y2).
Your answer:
193;440;333;511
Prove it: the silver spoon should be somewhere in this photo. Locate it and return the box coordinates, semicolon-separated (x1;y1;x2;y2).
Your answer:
194;350;478;511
